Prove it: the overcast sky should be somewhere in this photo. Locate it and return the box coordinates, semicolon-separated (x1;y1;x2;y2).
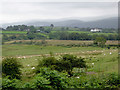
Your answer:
0;0;119;24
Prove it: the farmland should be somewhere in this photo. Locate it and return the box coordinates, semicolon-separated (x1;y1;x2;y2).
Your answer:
51;30;117;36
2;27;119;89
2;40;118;73
2;39;119;89
2;31;27;34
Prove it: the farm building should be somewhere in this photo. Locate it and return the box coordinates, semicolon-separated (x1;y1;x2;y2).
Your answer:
90;28;102;32
36;30;41;32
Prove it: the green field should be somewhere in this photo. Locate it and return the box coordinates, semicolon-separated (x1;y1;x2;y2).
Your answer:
2;44;103;56
4;39;118;46
51;30;117;36
2;31;27;34
2;40;119;88
2;42;118;74
2;30;117;37
2;30;48;38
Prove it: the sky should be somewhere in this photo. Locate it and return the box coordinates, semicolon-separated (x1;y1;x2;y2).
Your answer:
0;0;119;24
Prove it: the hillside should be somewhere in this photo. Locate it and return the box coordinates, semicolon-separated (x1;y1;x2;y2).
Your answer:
1;17;118;28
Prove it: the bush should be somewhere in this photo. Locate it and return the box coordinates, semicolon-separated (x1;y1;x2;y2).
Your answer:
36;55;87;77
56;54;87;76
2;76;20;89
35;57;57;73
106;73;120;87
42;57;56;67
35;67;68;89
2;57;22;79
31;75;51;89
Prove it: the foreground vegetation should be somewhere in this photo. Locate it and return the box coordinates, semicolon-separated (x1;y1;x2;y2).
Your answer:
2;53;120;89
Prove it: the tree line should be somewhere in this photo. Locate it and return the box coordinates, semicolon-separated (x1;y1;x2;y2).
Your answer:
49;31;118;40
2;24;117;33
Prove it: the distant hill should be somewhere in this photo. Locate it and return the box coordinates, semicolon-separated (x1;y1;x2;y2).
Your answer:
1;17;118;28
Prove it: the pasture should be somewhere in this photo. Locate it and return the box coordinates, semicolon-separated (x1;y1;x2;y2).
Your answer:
2;31;27;34
2;31;48;37
2;44;103;56
4;39;118;45
2;40;118;86
51;30;117;36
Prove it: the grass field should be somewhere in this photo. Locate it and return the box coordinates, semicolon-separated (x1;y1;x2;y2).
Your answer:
2;40;118;83
2;30;117;38
4;40;118;45
2;31;27;34
2;44;103;56
3;44;118;82
51;30;117;36
2;31;48;38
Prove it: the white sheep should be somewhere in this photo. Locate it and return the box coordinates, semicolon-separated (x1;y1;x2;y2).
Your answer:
31;67;35;69
92;63;94;66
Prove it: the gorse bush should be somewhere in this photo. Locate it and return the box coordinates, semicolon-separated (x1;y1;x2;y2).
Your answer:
2;67;120;89
56;54;87;76
35;57;57;73
35;67;68;89
106;73;120;87
36;54;87;77
42;57;56;67
2;76;20;89
31;75;51;89
2;57;22;79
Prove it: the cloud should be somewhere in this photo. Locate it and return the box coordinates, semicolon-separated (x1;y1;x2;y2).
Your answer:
1;0;119;2
0;2;118;23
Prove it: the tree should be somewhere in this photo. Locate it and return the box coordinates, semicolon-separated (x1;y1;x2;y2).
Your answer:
28;26;36;33
40;27;44;31
36;55;87;77
50;24;54;30
56;54;86;76
94;37;106;47
66;27;69;30
2;57;22;79
50;24;54;28
59;31;69;40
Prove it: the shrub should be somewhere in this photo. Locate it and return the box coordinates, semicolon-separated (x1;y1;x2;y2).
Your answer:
35;57;57;73
31;75;51;89
106;73;120;87
22;82;32;88
2;57;22;79
57;54;87;76
35;67;68;89
2;76;20;89
42;57;56;67
36;54;87;77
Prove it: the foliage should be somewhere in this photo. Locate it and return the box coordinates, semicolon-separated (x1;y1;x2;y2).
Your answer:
94;37;106;47
35;67;68;89
35;57;57;73
2;57;22;79
56;54;87;76
106;73;120;87
49;31;118;40
2;76;20;89
36;54;87;77
31;75;51;89
2;72;120;89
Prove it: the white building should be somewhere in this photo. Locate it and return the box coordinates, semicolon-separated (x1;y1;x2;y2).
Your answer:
90;28;102;32
36;30;41;32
